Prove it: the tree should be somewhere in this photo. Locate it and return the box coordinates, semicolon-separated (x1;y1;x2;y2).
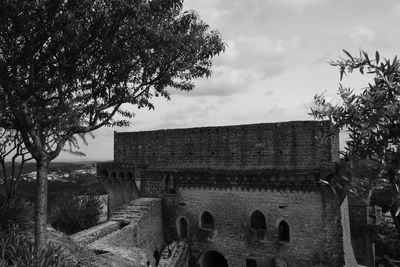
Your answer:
0;129;32;206
0;0;225;248
310;49;400;236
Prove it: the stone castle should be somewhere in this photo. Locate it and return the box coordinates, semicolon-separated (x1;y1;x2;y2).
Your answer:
71;120;376;267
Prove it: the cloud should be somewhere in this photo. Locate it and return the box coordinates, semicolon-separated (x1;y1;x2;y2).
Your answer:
274;0;327;7
264;105;286;116
155;102;219;129
174;65;261;97
213;0;327;15
348;26;376;42
218;35;299;77
172;34;299;98
393;3;400;15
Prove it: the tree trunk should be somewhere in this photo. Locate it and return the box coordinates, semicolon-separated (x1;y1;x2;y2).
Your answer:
35;157;49;250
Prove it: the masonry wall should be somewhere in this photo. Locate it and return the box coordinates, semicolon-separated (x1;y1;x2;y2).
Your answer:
114;121;336;170
163;187;343;267
136;199;164;266
97;163;140;215
340;196;358;266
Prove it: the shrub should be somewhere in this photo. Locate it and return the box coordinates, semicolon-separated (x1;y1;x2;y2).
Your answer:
0;226;74;267
0;197;32;231
50;193;102;234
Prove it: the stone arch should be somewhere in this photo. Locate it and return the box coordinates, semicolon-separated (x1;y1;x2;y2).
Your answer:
250;210;266;239
201;211;215;230
119;172;125;179
199;250;228;267
176;216;189;240
165;173;176;194
110;171;117;179
127;172;133;179
277;219;290;242
250;210;266;230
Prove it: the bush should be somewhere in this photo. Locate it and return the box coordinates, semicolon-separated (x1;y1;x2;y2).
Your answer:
50;193;102;234
0;197;32;231
0;226;74;267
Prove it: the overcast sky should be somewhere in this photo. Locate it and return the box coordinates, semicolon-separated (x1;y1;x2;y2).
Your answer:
58;0;400;161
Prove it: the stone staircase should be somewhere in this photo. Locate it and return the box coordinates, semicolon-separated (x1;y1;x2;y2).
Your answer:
70;197;162;267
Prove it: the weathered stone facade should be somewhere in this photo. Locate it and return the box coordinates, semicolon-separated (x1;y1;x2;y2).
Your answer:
96;120;361;267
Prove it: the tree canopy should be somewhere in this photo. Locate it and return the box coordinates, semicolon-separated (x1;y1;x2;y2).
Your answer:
0;0;225;247
310;50;400;236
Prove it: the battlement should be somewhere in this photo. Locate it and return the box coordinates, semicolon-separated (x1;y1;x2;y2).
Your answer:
114;120;339;170
140;168;322;192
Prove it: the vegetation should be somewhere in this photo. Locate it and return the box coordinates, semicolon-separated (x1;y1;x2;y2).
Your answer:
0;0;224;247
0;130;32;205
0;226;75;267
50;193;102;235
310;50;400;237
375;218;400;262
0;197;32;231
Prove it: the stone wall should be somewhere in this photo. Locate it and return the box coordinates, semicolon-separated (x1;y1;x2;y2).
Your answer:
340;196;358;266
82;198;164;267
93;120;348;267
113;121;337;170
162;186;343;267
97;162;140;216
136;198;165;266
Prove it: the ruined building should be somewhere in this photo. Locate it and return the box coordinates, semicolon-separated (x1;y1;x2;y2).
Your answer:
84;120;372;267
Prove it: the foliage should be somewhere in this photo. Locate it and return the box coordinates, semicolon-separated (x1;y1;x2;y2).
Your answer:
310;49;400;236
0;226;75;267
0;0;224;247
374;217;400;263
0;129;32;204
0;197;32;231
50;193;102;235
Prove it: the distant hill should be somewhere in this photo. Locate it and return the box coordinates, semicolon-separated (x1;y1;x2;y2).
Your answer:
1;161;98;177
0;161;106;206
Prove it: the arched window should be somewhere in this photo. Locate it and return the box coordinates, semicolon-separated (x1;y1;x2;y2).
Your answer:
278;220;290;242
250;210;266;230
165;173;176;194
201;212;214;230
250;210;266;239
178;217;188;240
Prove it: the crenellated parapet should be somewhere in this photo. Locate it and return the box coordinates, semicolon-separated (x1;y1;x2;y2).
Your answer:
139;167;332;197
175;169;321;190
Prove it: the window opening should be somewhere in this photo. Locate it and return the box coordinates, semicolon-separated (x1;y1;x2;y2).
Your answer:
201;212;215;230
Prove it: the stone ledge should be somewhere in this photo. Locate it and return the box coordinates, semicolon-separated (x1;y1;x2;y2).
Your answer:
70;221;120;246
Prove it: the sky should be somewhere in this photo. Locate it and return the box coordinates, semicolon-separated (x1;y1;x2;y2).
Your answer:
58;0;400;161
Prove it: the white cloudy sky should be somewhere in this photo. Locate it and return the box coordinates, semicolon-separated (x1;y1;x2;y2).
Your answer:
59;0;400;161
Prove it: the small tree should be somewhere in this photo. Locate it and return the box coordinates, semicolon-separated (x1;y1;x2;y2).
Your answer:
0;129;32;205
0;0;224;248
310;50;400;236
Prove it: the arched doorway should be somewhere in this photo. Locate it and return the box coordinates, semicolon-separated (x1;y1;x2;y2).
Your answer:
178;217;188;240
200;251;228;267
